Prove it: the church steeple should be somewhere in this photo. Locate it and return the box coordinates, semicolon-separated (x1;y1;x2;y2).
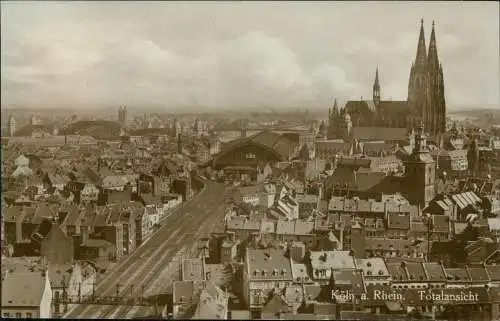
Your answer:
427;20;439;70
332;99;339;116
415;19;427;68
327;99;340;140
373;66;380;106
413;119;428;154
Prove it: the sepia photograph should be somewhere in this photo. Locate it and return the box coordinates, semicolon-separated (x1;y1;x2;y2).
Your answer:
1;1;499;320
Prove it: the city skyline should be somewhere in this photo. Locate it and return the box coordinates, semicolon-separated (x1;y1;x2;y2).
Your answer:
1;1;499;111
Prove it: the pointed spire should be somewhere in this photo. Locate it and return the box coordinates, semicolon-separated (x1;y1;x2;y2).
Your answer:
428;20;439;69
415;18;427;67
333;99;339;115
373;66;380;105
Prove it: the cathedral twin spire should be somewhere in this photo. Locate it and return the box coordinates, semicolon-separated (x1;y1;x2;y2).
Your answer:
415;18;427;68
427;20;439;71
407;18;446;135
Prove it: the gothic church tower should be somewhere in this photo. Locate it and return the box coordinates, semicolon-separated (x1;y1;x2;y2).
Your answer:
427;21;446;135
327;99;340;139
408;19;446;136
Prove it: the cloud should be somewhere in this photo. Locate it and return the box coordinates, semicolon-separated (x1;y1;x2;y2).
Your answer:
1;1;498;110
3;27;357;109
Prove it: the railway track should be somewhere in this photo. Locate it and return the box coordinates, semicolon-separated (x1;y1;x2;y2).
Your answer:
65;180;226;319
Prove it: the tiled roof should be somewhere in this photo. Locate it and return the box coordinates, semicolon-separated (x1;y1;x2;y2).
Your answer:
310;251;356;274
467;267;490;282
173;280;197;304
386;262;409;281
367;238;427;253
303;285;322;302
181;258;205;282
444;268;471;282
1;271;48;307
290;263;310;282
387;213;410;230
246;249;293;281
226;216;247;230
377;101;409;114
356;258;390;278
363;142;396;155
260;220;275;233
219;131;297;161
422;263;446;282
337;157;371;168
333;270;365;295
485;265;500;281
193;282;228;319
261;292;291;316
238;184;266;196
275;221;314;235
352;127;408;142
283;285;303;305
344;100;377;114
3;206;25;222
431;215;450;232
296;194;319;204
405;262;427;282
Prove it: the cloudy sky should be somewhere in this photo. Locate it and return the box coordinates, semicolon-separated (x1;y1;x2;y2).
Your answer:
1;1;499;111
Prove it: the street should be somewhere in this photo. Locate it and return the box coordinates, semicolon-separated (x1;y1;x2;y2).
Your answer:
64;179;227;319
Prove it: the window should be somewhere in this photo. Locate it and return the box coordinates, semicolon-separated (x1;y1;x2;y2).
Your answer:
245;153;256;159
26;313;33;318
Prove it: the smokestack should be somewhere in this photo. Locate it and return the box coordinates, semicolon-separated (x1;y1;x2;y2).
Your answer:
177;133;182;154
97;157;101;172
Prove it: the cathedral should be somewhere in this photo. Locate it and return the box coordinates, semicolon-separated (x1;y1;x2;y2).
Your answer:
328;19;446;139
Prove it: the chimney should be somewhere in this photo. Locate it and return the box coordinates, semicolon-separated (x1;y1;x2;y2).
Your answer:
97;157;101;172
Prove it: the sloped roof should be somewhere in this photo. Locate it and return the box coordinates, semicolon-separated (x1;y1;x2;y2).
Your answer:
216;130;297;161
246;248;293;281
345;100;377;113
193;282;228;319
1;271;48;307
181;258;205;282
377;101;409;114
352;127;408;141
